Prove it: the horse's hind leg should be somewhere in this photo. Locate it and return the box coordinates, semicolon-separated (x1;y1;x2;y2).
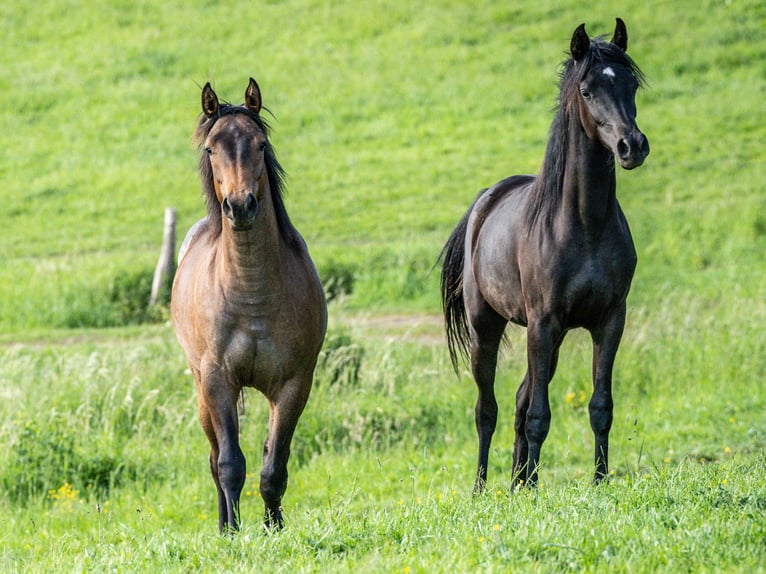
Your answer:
260;379;310;528
466;292;507;493
512;371;530;485
589;304;626;482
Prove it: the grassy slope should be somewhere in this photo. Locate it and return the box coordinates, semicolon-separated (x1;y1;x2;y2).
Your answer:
1;0;765;571
2;0;764;324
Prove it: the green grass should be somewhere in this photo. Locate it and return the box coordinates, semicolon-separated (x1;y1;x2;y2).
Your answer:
3;455;765;572
2;0;764;326
1;0;765;571
0;313;764;572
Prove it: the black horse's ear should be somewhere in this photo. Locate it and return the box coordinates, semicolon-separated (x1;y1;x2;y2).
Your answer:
201;82;219;118
245;77;262;114
611;17;628;52
571;23;590;61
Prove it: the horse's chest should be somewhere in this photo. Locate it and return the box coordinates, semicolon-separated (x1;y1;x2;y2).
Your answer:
565;247;636;322
218;320;282;389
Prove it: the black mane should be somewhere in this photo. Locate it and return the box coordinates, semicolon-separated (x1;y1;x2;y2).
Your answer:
193;104;302;251
529;37;646;226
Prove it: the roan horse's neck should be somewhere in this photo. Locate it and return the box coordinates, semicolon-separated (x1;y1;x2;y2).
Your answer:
559;114;618;233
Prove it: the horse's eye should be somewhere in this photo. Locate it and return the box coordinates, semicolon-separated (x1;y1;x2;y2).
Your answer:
580;90;592;100
258;141;267;152
204;147;213;156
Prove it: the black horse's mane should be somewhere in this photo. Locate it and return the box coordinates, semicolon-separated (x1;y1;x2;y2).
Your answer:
193;103;302;251
529;37;646;226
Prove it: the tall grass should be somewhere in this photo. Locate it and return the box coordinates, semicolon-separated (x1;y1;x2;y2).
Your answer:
1;301;764;571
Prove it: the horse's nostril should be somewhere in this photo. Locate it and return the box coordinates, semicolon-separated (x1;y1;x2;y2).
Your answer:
245;193;257;215
617;139;630;159
640;136;650;157
222;197;232;217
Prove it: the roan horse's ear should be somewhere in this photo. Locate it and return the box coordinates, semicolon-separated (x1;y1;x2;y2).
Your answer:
611;17;628;52
570;23;590;62
201;82;219;118
245;78;262;114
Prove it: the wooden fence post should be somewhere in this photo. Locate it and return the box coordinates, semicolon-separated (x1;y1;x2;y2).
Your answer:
150;207;176;307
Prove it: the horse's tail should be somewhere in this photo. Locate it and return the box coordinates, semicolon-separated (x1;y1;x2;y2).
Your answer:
438;191;483;373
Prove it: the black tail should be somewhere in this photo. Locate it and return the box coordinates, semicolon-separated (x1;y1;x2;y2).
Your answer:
439;192;483;373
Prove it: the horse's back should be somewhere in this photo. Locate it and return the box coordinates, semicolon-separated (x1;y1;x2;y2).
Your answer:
177;217;210;265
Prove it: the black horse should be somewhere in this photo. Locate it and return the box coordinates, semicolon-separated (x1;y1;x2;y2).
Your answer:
440;19;648;491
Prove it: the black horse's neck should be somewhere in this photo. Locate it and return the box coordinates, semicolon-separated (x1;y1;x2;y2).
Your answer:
560;111;618;233
531;106;617;234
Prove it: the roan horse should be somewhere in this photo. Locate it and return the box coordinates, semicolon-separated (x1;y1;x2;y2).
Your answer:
171;78;327;532
440;19;648;491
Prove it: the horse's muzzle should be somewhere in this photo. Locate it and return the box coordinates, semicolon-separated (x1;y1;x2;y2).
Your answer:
222;193;259;230
616;130;650;170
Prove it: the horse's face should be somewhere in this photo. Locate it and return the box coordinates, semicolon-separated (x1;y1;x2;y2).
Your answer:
578;62;649;169
201;79;267;231
571;20;650;170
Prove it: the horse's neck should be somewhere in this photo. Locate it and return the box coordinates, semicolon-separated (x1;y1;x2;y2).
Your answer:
217;196;285;298
560;117;617;233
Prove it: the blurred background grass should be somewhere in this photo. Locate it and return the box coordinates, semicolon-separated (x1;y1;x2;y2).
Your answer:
1;0;763;329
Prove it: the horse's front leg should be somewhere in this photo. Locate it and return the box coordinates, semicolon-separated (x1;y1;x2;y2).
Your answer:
513;345;559;487
199;407;227;533
260;378;311;529
523;316;562;486
198;368;246;534
589;304;626;482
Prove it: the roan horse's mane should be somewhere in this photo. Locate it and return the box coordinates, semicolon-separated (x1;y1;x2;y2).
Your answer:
193;103;302;251
528;36;646;227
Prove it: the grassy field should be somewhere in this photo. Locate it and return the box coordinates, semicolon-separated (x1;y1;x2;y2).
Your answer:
1;0;765;571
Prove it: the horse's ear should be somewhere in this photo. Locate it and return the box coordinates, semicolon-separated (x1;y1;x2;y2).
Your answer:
245;78;262;114
571;23;590;61
611;17;628;52
201;82;219;118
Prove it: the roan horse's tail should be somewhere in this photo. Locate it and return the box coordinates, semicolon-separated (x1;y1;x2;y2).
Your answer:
439;191;485;373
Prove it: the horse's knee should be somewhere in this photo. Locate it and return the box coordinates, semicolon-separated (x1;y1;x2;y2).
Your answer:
525;410;551;444
260;464;288;506
588;396;613;436
474;396;498;432
514;398;529;433
218;450;246;494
